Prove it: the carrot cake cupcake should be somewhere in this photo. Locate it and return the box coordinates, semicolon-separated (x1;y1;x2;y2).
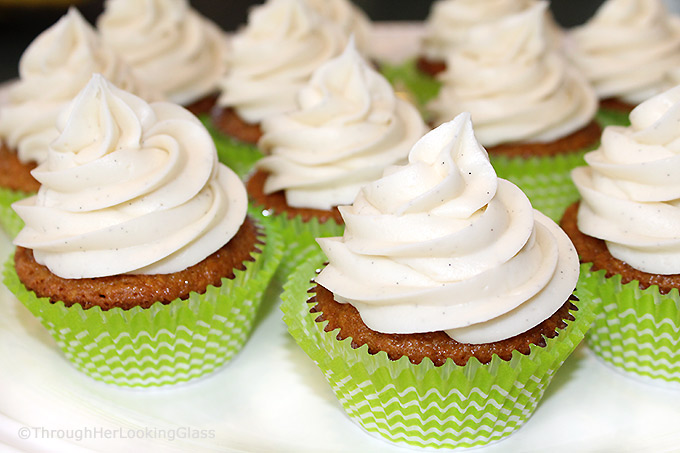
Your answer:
248;39;426;278
0;7;158;238
281;113;595;449
4;74;281;387
428;1;599;222
97;0;228;115
563;84;680;387
567;0;680;125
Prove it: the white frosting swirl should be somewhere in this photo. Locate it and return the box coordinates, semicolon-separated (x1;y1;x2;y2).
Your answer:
315;113;579;344
0;8;159;166
256;40;426;210
428;2;597;147
13;74;247;279
217;0;346;124
97;0;228;106
303;0;373;56
567;0;680;105
421;0;558;61
573;84;680;274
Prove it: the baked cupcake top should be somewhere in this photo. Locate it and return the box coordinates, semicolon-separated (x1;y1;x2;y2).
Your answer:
567;0;680;106
315;112;579;344
572;84;680;275
421;0;553;62
256;40;426;211
303;0;372;56
428;2;596;148
97;0;228;106
0;8;158;166
216;0;346;125
13;74;247;279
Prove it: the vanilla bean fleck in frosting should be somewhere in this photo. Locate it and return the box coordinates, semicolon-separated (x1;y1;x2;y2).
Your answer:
573;84;680;274
315;113;579;344
13;74;247;279
97;0;228;106
216;0;347;125
256;40;426;210
567;0;680;105
0;8;159;167
428;2;596;147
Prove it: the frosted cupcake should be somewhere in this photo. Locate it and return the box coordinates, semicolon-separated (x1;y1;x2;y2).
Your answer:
282;113;595;449
248;40;426;279
562;84;680;387
4;74;281;387
0;8;158;238
567;0;680;126
428;1;599;222
97;0;228;115
212;0;346;148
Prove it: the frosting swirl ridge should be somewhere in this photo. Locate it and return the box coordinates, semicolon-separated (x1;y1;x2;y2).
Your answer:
573;84;680;274
217;0;346;124
315;113;579;344
428;2;596;147
256;40;426;210
13;74;247;279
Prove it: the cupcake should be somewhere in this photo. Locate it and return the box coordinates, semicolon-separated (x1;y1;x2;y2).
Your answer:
562;84;680;387
281;113;595;449
211;0;347;172
3;74;281;387
567;0;680;126
97;0;228;116
248;39;426;280
0;7;159;238
428;1;599;222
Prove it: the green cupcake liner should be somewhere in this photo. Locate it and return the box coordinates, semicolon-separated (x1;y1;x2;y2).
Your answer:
254;206;344;286
595;108;631;129
578;263;680;387
0;186;32;239
490;149;594;223
3;211;283;388
199;114;263;180
379;59;441;121
281;251;596;449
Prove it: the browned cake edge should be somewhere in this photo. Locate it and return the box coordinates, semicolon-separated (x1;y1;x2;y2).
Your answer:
600;97;635;114
0;142;40;193
561;202;680;294
210;106;263;145
246;169;344;225
309;282;577;367
486;120;602;159
15;216;262;311
184;92;219;117
416;56;446;77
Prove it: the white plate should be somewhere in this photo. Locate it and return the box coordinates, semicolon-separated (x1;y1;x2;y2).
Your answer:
2;23;680;453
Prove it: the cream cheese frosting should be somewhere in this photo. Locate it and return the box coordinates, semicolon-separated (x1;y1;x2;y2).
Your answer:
13;74;247;279
421;0;557;62
315;113;579;344
303;0;373;56
567;0;680;106
573;84;680;275
97;0;228;106
0;8;159;167
256;40;427;211
428;2;597;148
216;0;346;125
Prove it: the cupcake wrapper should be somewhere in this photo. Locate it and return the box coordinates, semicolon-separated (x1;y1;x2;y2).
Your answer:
281;251;596;449
0;186;31;239
256;207;344;285
595;108;631;129
3;211;283;388
379;59;441;120
578;263;680;387
199;114;263;180
490;150;592;223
